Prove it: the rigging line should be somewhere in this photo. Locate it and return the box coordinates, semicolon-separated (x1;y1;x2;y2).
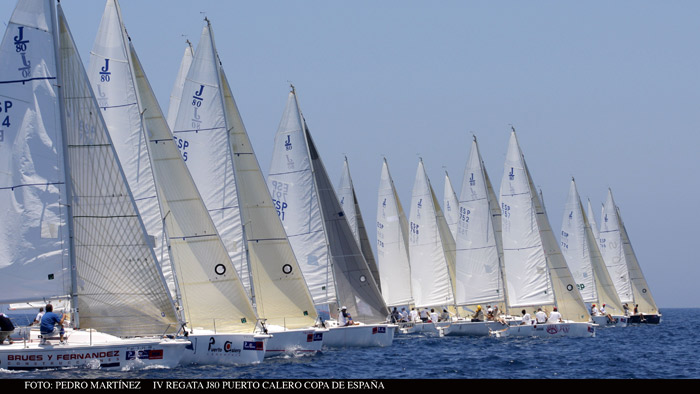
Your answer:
0;182;64;191
0;76;56;84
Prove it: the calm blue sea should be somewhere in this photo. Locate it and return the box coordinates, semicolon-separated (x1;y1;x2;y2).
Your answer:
2;308;698;380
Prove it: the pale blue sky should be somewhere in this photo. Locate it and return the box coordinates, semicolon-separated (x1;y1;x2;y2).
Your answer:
4;1;698;307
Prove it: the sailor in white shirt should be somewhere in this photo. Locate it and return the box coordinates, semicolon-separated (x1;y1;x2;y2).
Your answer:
520;309;532;325
409;308;419;322
399;308;409;322
547;307;563;323
429;309;439;323
535;308;547;324
591;304;600;316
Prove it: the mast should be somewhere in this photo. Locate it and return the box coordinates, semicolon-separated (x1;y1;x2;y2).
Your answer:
52;0;79;328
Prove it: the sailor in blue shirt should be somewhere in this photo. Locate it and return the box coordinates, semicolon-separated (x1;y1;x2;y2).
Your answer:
39;304;65;344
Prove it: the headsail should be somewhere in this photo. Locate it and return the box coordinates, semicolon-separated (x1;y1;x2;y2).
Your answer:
376;158;413;306
166;40;194;129
443;171;460;240
338;156;381;291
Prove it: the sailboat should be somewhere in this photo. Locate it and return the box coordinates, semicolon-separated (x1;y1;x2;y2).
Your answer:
0;0;187;370
403;159;458;335
440;136;510;336
88;0;270;365
491;129;594;338
376;158;413;310
599;189;660;324
561;179;628;327
443;171;460;240
337;156;381;291
267;87;395;347
168;18;325;356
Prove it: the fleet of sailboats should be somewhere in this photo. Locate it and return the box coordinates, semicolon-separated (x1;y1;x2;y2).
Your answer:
0;0;663;372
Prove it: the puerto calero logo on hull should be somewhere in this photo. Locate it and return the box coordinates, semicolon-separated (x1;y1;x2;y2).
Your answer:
207;337;242;355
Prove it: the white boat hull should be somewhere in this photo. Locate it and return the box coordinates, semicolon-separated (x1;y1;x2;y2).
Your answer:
440;321;506;336
591;315;629;327
0;329;187;370
180;332;269;365
397;321;449;335
322;324;396;347
264;328;325;358
490;322;596;338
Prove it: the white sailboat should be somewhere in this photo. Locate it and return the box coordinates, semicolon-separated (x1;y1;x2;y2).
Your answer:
599;189;660;324
88;0;269;365
492;130;594;338
561;179;628;327
168;18;325;356
443;171;460;241
404;159;457;335
0;0;187;370
267;87;395;347
441;137;509;336
376;158;414;309
337;157;381;291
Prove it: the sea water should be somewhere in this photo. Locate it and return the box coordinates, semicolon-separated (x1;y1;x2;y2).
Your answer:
2;308;698;380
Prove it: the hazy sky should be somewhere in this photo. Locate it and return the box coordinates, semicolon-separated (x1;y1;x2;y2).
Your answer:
4;1;698;308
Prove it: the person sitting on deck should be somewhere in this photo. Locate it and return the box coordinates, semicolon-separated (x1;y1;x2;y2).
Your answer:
547;307;563;323
0;313;15;345
439;309;450;322
471;305;484;322
535;308;547;324
39;304;66;344
600;303;616;324
520;309;532;325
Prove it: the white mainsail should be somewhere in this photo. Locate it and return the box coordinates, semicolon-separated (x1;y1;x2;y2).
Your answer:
376;158;413;306
443;171;460;240
87;0;176;299
268;88;388;324
455;137;506;306
0;0;180;336
408;159;457;308
166;40;193;129
338;156;381;291
499;131;589;322
170;20;318;330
